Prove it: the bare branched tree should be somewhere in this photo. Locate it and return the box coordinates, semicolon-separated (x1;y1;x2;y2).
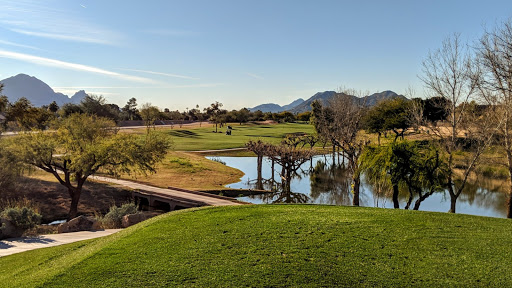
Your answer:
419;33;496;213
312;88;369;206
476;19;512;218
405;86;424;132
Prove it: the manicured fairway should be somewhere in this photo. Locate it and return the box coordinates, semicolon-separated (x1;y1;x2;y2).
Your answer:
137;122;316;151
1;205;511;287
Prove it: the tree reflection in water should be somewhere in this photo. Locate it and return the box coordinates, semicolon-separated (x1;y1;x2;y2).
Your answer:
221;155;509;218
309;161;353;206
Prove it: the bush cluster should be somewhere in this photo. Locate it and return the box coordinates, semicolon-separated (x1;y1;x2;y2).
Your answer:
101;203;139;228
0;200;42;239
1;207;42;231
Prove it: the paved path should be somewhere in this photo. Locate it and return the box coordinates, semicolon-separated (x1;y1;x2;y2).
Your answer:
0;229;122;257
91;176;242;206
182;147;248;153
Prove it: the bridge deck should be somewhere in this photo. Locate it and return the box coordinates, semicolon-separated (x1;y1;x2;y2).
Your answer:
91;176;242;207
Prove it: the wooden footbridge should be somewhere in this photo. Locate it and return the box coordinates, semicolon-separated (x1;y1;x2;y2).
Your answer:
91;176;243;211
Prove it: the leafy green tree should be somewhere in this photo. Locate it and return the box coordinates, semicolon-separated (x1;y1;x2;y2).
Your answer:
364;98;411;142
13;114;171;220
0;139;22;190
59;103;83;118
204;101;225;132
194;104;205;126
6;98;55;130
80;94;119;121
362;105;386;145
140;103;161;130
250;110;264;121
121;97;140;120
274;111;296;123
296;111;311;122
0;86;9;113
235;108;250;125
361;140;448;210
47;101;59;113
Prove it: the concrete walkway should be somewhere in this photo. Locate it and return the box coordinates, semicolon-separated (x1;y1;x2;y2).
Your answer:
0;229;121;257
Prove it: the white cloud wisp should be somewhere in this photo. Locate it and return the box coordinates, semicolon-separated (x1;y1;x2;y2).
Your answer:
120;68;199;80
0;50;156;83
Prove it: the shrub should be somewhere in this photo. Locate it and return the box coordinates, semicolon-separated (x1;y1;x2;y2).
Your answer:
101;203;139;228
210;157;226;165
1;206;42;231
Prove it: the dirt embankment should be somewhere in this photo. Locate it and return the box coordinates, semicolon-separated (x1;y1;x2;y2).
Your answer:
2;176;132;223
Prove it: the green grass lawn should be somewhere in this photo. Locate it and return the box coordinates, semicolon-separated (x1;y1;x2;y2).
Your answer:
158;122;316;151
2;205;512;287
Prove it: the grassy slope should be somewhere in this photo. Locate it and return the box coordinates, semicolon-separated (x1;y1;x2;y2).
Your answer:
1;205;511;287
129;151;244;190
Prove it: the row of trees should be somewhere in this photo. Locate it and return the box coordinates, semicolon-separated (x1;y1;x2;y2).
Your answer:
0;91;313;132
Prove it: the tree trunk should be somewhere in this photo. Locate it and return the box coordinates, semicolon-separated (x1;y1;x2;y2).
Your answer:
449;194;457;213
377;132;381;146
392;184;399;209
271;159;275;186
352;175;360;206
506;148;512;218
413;196;425;211
337;147;340;167
285;167;292;193
67;188;81;221
414;189;436;211
447;178;457;213
404;187;413;210
508;182;512;218
256;155;263;190
332;144;336;167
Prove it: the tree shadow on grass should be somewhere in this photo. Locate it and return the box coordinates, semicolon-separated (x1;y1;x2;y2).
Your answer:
168;130;200;138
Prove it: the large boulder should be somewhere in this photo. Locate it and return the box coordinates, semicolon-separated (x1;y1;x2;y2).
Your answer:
121;211;160;228
58;215;99;233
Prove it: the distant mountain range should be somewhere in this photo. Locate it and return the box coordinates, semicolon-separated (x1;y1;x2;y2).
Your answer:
0;74;87;107
250;90;406;113
249;98;305;113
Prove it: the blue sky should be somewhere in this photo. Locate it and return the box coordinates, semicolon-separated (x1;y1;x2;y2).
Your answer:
0;0;511;110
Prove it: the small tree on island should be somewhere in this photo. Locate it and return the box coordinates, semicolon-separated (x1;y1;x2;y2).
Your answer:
246;139;314;194
265;143;315;194
12;113;171;220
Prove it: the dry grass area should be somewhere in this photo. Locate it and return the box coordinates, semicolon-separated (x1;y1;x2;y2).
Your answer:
3;171;133;223
120;151;244;190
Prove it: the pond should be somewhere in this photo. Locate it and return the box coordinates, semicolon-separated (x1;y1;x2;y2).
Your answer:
209;156;509;218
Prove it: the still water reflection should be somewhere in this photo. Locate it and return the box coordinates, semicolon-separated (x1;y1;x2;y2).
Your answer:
209;156;509;218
